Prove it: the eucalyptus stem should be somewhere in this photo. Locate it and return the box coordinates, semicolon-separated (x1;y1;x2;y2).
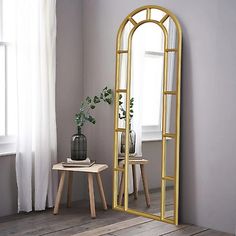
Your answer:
119;95;134;122
75;87;113;128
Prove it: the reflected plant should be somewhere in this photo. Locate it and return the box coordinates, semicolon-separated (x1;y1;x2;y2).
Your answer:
75;87;113;127
118;94;134;123
119;94;136;154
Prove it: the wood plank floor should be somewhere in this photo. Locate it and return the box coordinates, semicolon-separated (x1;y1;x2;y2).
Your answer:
0;199;233;236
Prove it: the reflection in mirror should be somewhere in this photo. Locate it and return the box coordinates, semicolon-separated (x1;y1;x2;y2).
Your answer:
163;17;178;49
166;94;176;134
118;54;128;90
120;21;133;51
132;10;146;23
117;163;124;206
164;180;175;220
167;52;177;92
127;22;164;217
151;9;166;22
124;19;177;218
131;22;164;139
166;138;175;177
117;93;127;130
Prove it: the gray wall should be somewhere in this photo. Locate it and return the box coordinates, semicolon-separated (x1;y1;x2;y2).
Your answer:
56;0;83;164
0;0;85;217
82;0;236;234
56;0;86;201
180;1;236;234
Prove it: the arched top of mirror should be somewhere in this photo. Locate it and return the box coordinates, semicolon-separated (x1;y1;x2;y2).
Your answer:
117;5;182;51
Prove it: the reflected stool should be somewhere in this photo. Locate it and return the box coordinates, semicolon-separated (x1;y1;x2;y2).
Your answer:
118;158;151;207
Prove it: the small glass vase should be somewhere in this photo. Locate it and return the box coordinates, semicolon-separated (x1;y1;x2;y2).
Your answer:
120;125;136;154
71;127;87;160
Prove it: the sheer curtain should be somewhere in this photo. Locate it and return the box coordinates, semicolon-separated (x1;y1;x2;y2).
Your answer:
119;24;143;193
131;33;144;158
3;0;57;212
129;34;144;193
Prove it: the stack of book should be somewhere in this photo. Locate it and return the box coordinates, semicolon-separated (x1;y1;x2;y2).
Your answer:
118;153;137;157
118;153;143;161
62;157;95;167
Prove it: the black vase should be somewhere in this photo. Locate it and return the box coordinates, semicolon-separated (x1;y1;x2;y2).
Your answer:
71;127;87;160
120;125;136;154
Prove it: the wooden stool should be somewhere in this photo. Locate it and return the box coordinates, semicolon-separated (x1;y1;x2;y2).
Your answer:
52;163;108;218
118;158;151;208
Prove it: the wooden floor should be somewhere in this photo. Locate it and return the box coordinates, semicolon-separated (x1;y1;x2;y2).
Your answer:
0;197;233;236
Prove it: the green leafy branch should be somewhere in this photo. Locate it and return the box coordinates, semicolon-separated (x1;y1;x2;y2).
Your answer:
75;87;113;127
118;94;134;122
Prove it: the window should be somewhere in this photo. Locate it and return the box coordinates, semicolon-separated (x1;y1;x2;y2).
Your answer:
0;0;17;154
131;13;176;142
132;22;164;141
141;27;164;141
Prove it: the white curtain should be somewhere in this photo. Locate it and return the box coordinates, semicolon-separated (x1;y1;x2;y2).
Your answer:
129;33;144;193
3;0;57;212
131;34;144;158
119;23;143;194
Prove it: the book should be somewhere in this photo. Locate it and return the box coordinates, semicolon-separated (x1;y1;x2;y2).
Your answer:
118;153;144;161
62;160;95;168
62;157;95;167
118;153;137;157
67;157;91;164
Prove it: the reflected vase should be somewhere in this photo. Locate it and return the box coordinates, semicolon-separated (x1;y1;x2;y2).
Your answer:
71;127;87;160
120;127;136;154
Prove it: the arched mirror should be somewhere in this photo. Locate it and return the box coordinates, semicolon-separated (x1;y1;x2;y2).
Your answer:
112;5;182;225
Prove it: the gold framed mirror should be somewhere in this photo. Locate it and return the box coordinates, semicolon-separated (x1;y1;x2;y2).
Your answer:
112;5;182;225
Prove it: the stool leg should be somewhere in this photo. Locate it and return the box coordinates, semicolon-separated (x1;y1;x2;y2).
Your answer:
67;171;73;208
88;173;96;218
96;173;108;210
140;164;151;208
118;172;124;205
53;171;66;214
132;164;138;200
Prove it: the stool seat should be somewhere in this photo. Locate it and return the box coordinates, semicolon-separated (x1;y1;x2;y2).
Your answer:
53;163;108;173
52;162;108;218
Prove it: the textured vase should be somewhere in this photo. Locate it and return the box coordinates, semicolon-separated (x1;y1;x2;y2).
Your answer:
71;127;87;160
120;126;136;154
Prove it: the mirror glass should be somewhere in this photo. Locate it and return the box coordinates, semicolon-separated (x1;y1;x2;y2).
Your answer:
113;6;182;225
127;19;177;217
128;22;163;217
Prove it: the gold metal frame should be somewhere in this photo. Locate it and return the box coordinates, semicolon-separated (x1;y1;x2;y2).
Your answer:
112;5;182;225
